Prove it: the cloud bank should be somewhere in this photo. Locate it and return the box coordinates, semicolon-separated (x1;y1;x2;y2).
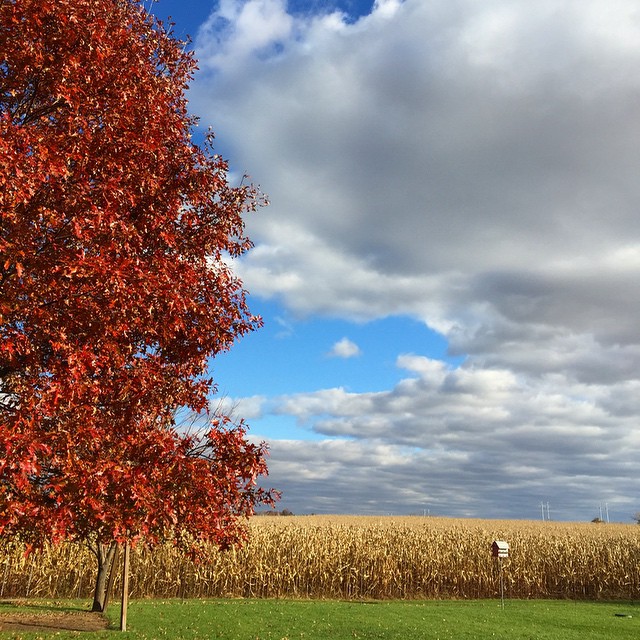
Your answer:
192;0;640;520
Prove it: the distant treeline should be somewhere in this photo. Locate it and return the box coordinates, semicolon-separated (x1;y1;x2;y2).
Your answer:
256;509;295;516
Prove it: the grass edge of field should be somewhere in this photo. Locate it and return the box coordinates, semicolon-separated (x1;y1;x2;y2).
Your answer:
1;598;639;639
110;597;640;640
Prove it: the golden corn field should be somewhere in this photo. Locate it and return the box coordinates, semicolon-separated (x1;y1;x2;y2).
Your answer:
1;515;639;601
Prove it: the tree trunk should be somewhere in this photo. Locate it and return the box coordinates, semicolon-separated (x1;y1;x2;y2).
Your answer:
91;541;119;613
102;544;121;612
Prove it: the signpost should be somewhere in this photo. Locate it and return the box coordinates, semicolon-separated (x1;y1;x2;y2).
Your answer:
491;540;509;609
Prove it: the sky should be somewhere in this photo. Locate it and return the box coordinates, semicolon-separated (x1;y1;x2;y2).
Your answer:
150;0;640;522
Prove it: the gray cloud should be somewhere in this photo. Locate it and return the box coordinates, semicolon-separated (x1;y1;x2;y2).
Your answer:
193;0;640;519
248;354;638;519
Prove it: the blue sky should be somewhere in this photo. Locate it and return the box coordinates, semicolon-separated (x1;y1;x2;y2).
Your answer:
151;0;640;521
213;299;458;397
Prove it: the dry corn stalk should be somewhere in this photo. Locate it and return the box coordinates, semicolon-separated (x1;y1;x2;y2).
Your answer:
0;516;638;600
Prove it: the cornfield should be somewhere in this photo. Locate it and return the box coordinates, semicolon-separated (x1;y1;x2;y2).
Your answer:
1;516;639;601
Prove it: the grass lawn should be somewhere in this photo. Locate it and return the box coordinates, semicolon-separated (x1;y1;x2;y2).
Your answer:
0;598;638;639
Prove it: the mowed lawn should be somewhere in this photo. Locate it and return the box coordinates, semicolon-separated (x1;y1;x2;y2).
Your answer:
1;598;639;639
121;599;639;640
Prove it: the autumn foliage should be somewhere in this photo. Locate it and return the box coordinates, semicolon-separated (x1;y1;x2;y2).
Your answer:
0;0;275;597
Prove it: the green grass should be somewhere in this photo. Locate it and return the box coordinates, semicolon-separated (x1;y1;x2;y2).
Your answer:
0;599;639;639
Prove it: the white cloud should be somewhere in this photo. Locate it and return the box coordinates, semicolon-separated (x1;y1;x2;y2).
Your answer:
196;0;293;73
328;337;362;358
191;0;640;519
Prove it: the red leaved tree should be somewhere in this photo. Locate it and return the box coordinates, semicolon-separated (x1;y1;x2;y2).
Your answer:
0;0;276;611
